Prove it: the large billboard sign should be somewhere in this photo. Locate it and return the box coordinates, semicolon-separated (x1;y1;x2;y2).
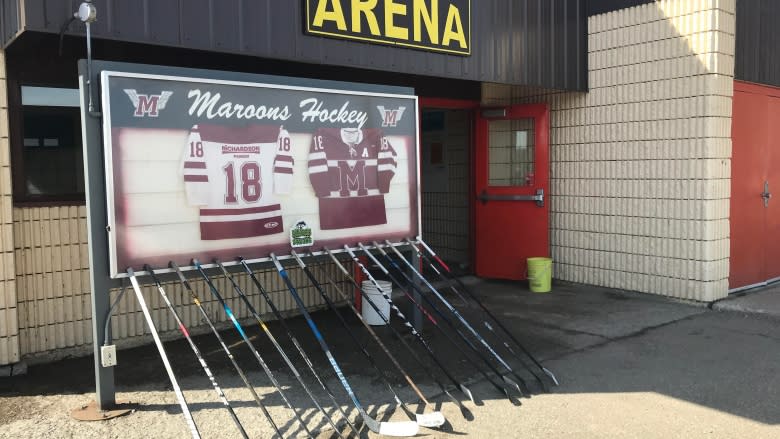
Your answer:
101;71;419;278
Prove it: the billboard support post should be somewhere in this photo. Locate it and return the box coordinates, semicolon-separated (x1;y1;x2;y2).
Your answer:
79;60;121;410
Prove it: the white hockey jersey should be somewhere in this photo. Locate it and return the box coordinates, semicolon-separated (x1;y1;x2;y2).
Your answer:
182;124;293;240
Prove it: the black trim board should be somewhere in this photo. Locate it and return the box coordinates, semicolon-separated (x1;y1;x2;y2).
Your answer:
587;0;655;17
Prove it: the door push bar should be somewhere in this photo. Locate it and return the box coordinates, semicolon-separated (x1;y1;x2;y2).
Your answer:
761;181;772;208
478;188;544;207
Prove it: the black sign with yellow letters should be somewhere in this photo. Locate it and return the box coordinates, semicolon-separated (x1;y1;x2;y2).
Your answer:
305;0;471;56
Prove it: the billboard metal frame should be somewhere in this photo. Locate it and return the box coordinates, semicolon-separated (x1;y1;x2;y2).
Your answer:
80;59;420;410
100;70;421;278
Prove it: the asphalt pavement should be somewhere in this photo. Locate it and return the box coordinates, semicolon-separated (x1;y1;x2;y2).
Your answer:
1;277;779;438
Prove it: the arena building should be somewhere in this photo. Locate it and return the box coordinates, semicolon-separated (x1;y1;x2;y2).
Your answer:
0;0;775;397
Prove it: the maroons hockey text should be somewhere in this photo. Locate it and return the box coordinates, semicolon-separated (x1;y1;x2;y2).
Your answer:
187;89;292;121
300;98;368;128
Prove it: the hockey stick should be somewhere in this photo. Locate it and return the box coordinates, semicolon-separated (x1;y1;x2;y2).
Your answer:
290;250;446;428
127;269;200;439
413;238;559;386
144;265;248;439
191;260;316;439
404;240;554;389
401;242;545;387
214;260;356;438
268;253;419;437
169;262;282;437
310;247;474;412
332;246;475;405
358;243;519;399
230;260;361;436
378;241;530;394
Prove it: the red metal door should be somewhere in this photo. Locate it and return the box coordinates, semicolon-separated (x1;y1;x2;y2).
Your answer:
765;96;780;281
474;104;549;280
730;86;769;289
729;82;780;289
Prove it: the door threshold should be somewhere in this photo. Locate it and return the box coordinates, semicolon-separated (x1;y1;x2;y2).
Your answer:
728;276;780;294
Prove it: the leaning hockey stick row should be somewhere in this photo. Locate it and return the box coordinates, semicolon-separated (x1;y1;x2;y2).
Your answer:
127;238;557;438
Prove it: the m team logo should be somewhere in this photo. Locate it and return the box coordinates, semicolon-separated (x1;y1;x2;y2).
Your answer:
377;106;406;127
124;89;174;117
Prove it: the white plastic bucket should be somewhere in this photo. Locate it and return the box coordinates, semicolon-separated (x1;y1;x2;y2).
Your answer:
361;280;392;325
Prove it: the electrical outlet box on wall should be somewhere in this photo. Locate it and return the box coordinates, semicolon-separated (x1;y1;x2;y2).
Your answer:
101;345;117;367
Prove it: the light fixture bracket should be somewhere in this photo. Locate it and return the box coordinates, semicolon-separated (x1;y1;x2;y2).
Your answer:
76;1;97;23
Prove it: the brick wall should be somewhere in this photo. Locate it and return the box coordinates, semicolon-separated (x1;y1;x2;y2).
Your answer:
483;0;735;301
0;49;20;366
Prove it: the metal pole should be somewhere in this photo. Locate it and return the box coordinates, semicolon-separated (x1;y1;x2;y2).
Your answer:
407;244;424;332
80;60;119;410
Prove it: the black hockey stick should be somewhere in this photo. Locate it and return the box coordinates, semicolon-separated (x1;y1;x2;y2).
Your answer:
330;246;475;406
406;241;544;390
357;243;518;399
214;260;356;438
127;269;200;439
414;238;559;386
144;265;248;439
230;260;361;436
290;250;445;428
191;260;316;439
169;262;282;437
378;241;530;394
405;239;555;389
267;253;419;437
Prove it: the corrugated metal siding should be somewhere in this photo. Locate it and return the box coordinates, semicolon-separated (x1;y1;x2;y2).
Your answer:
735;0;780;88
17;0;587;91
13;205;350;360
0;0;21;44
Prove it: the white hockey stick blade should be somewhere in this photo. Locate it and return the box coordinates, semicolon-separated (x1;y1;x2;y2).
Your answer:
443;389;465;408
502;375;524;395
362;410;419;437
543;367;560;386
378;420;420;437
415;411;446;428
459;384;475;403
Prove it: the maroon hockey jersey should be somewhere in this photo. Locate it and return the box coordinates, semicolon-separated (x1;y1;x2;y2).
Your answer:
308;128;397;230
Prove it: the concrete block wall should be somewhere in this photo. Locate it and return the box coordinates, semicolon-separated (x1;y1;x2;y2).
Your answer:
483;0;735;301
0;50;20;366
13;205;349;362
421;110;471;266
13;206;90;358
